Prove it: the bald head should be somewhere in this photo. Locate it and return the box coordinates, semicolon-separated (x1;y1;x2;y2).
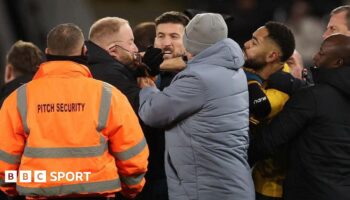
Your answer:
314;34;350;68
89;17;128;48
47;23;84;56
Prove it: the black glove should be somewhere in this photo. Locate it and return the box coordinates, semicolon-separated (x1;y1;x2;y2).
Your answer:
142;46;163;76
267;71;304;95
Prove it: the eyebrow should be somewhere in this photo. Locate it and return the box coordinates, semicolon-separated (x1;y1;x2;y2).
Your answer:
170;33;180;36
252;36;259;44
157;32;180;36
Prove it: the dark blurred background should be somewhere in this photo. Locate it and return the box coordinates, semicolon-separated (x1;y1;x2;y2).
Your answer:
0;0;348;88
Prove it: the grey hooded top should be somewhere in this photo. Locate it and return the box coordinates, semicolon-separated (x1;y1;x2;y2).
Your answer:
139;38;255;200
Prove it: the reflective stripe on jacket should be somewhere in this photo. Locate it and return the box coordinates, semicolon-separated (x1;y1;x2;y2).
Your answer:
0;61;148;198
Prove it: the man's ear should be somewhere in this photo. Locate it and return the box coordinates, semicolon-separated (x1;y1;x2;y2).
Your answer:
335;58;344;68
45;48;49;54
4;64;14;83
82;45;88;56
266;51;280;63
107;47;118;59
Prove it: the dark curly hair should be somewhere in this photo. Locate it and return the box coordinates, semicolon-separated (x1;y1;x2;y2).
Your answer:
265;21;295;62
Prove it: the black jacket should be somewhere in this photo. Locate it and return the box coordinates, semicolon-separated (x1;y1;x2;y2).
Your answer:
86;41;166;184
249;66;350;200
86;41;140;112
0;75;33;108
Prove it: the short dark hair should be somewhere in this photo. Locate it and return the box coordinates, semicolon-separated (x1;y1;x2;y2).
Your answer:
155;11;189;27
331;5;350;29
47;23;84;56
133;22;156;52
6;40;44;75
265;21;295;62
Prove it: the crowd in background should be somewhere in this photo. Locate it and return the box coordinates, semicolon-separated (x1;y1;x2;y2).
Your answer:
0;0;349;86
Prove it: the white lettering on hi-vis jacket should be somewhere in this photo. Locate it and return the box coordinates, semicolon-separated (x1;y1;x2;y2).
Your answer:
37;103;85;113
5;170;91;183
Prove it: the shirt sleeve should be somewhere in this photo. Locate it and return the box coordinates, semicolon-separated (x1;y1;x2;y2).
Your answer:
138;71;206;128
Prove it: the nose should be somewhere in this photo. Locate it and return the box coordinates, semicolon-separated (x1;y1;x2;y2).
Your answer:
244;41;250;50
132;43;138;53
162;36;172;47
322;30;330;40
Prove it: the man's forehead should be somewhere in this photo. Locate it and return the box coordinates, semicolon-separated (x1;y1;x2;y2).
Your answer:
116;25;134;38
332;11;347;19
321;39;341;54
156;23;185;33
329;11;348;25
253;27;269;39
323;33;350;47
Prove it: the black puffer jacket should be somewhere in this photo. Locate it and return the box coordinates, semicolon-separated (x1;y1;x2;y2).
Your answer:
0;75;33;108
86;41;140;112
249;66;350;200
86;41;167;196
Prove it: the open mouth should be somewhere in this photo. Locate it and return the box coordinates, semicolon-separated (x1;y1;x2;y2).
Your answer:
163;50;172;54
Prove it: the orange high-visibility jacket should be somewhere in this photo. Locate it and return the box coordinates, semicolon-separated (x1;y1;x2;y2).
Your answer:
0;61;148;199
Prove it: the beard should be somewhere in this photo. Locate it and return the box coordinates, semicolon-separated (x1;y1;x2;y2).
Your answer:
244;58;266;71
118;51;134;66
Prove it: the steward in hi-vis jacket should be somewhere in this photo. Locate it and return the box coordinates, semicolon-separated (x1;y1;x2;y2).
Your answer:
0;23;148;200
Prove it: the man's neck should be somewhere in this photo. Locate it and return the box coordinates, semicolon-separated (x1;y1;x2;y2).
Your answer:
160;57;186;72
256;62;283;80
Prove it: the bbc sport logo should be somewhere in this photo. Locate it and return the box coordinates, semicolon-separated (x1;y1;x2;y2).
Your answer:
5;170;91;183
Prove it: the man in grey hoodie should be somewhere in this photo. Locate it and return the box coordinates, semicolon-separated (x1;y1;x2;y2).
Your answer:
138;13;254;200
